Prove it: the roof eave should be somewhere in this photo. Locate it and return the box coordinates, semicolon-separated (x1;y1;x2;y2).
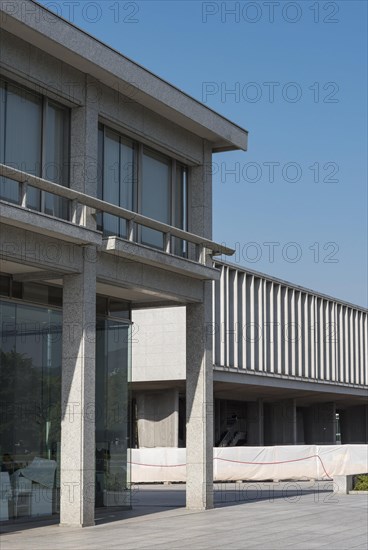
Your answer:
0;0;248;152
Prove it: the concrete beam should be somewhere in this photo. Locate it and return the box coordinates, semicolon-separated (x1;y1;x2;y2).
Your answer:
214;369;368;398
13;270;74;282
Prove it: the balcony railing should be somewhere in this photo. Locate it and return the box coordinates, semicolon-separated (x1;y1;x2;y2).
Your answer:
0;164;234;265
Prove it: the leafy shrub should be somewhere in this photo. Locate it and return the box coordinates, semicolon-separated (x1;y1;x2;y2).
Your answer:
353;474;368;491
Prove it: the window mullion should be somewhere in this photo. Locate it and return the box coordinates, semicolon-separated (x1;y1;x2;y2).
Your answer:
171;159;176;254
118;135;122;237
136;142;143;243
171;159;176;228
3;82;8;165
187;167;192;233
40;96;48;212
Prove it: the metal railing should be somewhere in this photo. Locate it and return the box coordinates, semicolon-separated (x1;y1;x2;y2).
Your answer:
0;164;234;264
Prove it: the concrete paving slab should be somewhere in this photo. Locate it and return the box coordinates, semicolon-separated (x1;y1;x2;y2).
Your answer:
0;483;367;550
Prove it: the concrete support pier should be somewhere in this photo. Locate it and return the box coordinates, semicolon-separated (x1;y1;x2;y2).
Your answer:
60;247;97;526
186;282;214;510
247;400;264;445
305;402;337;444
265;399;297;445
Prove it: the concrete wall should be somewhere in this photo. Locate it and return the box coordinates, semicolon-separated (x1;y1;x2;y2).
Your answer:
132;307;186;382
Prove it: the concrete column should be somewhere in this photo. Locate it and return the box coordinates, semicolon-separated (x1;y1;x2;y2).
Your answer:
296;408;305;444
70;75;99;227
214;399;221;445
268;399;297;445
334;475;354;494
340;405;368;444
186;281;213;510
136;389;179;447
60;246;96;527
187;140;212;260
247;400;264;445
304;402;337;444
189;141;212;238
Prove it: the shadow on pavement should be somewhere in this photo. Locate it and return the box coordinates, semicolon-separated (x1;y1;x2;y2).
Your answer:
0;482;334;531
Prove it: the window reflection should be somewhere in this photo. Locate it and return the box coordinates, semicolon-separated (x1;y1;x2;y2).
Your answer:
95;319;131;508
0;79;70;219
141;148;171;249
98;126;136;238
98;124;188;253
0;296;132;521
0;301;62;520
0;82;42;205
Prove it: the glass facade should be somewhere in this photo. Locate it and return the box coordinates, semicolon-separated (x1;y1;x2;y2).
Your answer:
95;319;131;509
98;124;188;252
0;79;70;218
0;300;62;521
0;284;131;522
98;126;136;239
141;148;171;249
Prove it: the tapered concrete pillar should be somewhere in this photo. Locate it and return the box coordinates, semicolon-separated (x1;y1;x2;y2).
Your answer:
304;402;336;444
60;246;96;526
266;399;297;445
340;405;368;444
186;281;213;510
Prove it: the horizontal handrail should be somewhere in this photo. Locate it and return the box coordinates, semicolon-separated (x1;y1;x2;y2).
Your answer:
0;164;234;257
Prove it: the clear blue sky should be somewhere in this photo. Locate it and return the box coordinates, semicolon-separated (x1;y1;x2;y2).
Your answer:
38;0;367;307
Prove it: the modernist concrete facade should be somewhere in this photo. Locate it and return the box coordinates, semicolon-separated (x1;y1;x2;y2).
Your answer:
0;1;248;526
132;262;368;449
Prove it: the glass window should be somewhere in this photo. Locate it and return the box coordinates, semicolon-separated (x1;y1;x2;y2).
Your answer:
102;129;120;237
141;148;171;249
0;301;62;521
22;282;62;308
0;83;6;197
0;297;132;521
0;80;70;218
98;127;135;238
98;125;188;252
95;319;131;508
109;299;130;320
0;82;42;205
0;275;10;297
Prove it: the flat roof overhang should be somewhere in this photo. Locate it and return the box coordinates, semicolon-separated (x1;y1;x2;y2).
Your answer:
0;1;248;153
214;368;368;401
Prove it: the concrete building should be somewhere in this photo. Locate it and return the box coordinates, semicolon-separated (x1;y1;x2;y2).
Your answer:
132;261;368;449
0;1;248;525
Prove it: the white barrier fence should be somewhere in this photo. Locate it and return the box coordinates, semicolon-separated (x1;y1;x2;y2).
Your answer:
130;445;368;483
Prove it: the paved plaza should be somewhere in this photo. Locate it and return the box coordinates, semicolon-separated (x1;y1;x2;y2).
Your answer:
1;482;367;549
